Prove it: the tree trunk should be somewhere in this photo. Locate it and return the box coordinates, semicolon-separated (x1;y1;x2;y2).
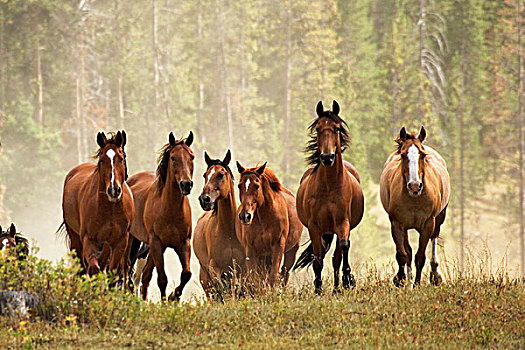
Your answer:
34;37;44;127
217;0;234;155
197;2;205;146
0;9;5;113
282;0;292;184
518;0;525;277
153;0;160;124
114;0;125;129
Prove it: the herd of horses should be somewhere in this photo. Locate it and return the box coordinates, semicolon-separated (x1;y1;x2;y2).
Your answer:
1;100;450;301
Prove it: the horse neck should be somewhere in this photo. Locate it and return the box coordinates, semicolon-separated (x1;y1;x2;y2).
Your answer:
216;180;237;231
161;170;184;206
317;146;344;185
257;180;279;215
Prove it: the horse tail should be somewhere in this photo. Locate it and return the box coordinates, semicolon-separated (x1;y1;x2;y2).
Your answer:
293;233;334;271
56;221;71;249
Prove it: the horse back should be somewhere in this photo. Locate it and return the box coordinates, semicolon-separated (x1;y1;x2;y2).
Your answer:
62;163;98;233
281;190;303;251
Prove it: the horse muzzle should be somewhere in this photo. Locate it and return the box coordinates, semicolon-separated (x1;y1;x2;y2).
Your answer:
319;153;335;167
239;211;253;225
179;180;193;196
107;185;122;202
199;194;215;211
407;180;423;196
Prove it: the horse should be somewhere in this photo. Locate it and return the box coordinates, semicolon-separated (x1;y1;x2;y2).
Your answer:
127;131;194;301
193;150;246;297
61;131;134;279
379;126;450;286
0;223;29;261
293;100;364;294
235;162;302;287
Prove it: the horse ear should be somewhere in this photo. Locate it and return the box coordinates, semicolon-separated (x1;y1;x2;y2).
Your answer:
332;100;340;115
169;132;176;146
121;130;127;147
236;161;245;174
115;131;123;147
256;162;267;175
316;101;324;117
185;131;194;146
0;225;2;234
223;149;231;166
9;223;16;236
399;127;407;141
418;126;426;142
96;132;107;148
204;152;213;167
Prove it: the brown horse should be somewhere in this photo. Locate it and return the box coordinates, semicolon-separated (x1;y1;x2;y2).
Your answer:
294;101;364;294
193;150;245;297
0;224;29;261
235;162;302;287
62;131;134;277
127;131;194;301
380;127;450;286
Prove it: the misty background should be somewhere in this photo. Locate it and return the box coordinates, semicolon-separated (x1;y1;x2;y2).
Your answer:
0;0;524;298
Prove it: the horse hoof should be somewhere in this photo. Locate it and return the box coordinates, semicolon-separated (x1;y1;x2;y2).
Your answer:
332;287;342;295
342;274;356;289
87;265;100;276
393;275;406;288
314;286;323;295
168;289;182;302
430;272;442;286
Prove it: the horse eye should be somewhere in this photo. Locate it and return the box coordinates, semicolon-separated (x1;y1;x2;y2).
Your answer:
335;127;340;133
171;156;175;161
401;154;407;159
315;127;320;132
254;184;260;190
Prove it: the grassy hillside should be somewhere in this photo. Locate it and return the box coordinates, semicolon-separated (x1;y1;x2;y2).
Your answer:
0;254;523;349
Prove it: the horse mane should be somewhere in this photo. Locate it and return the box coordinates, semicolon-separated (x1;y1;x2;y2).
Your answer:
206;159;234;181
156;138;190;191
394;132;419;153
305;111;350;169
242;166;293;196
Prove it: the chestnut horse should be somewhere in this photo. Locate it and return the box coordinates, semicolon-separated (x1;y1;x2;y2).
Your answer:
127;131;194;301
193;150;245;297
380;127;450;286
294;101;364;294
62;131;134;277
0;224;29;261
235;162;302;287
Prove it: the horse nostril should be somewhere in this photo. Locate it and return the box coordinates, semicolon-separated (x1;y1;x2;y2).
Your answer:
418;183;423;191
203;195;210;204
239;213;243;221
246;213;252;221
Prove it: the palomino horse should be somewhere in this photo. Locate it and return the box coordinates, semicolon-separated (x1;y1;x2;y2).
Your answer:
294;101;364;294
380;127;450;286
235;162;302;287
127;131;194;301
193;150;245;297
62;131;134;277
0;224;29;260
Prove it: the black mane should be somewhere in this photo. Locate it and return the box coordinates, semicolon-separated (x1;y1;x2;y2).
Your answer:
305;111;350;169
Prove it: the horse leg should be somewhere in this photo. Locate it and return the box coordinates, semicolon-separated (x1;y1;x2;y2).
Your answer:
133;258;147;294
168;238;192;302
430;208;446;285
82;236;101;276
332;239;342;293
310;228;324;295
280;243;299;287
403;230;413;285
66;226;86;274
148;237;168;301
140;254;155;300
391;219;408;287
268;240;285;287
340;222;355;289
414;217;435;286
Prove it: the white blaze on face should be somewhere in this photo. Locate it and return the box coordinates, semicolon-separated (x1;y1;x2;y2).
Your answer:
407;145;421;184
106;149;116;186
245;178;251;192
1;238;8;248
206;168;215;185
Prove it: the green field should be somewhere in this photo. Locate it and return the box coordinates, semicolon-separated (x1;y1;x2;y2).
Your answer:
1;255;523;349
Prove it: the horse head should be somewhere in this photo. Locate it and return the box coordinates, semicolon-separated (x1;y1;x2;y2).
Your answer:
199;150;233;212
396;126;427;197
236;162;267;225
96;130;127;203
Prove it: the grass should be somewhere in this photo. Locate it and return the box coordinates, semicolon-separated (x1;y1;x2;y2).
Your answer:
0;252;524;349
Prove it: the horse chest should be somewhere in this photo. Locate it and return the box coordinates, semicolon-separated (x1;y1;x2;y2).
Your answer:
392;197;434;229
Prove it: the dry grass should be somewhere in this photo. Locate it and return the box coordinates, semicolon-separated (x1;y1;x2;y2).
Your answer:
0;251;523;349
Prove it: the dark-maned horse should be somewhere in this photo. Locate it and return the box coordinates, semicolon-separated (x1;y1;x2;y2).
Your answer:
235;162;302;287
294;101;364;294
379;127;450;286
193;150;245;297
127;131;194;301
0;223;29;261
61;131;134;279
